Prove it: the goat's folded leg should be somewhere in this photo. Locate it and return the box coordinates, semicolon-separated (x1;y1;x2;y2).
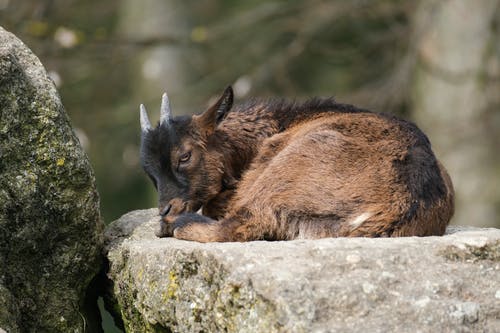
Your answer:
171;212;254;242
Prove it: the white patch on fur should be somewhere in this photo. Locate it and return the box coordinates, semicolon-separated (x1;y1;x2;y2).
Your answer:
297;224;308;239
349;212;373;229
297;223;316;240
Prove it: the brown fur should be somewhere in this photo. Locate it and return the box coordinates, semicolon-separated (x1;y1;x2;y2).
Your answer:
140;87;454;242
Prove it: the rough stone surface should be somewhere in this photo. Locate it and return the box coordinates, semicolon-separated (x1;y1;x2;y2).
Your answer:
0;26;102;332
105;209;500;333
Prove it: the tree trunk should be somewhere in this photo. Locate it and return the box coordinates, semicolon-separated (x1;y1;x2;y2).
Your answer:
411;0;500;227
118;0;193;116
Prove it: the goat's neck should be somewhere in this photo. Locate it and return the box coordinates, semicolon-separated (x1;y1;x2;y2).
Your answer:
217;109;279;180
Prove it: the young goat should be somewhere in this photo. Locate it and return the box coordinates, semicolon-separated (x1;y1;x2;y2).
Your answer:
140;87;454;242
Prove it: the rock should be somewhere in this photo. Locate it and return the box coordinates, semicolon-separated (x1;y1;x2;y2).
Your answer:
0;26;102;332
104;209;500;332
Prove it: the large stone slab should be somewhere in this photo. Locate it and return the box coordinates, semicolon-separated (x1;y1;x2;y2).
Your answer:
0;26;102;332
104;209;500;332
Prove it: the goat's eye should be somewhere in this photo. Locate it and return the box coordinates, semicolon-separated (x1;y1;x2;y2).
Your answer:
179;152;191;163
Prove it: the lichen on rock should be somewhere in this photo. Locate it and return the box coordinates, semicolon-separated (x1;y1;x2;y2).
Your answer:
0;26;103;332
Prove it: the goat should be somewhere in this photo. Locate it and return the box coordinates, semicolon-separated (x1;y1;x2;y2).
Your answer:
139;86;454;242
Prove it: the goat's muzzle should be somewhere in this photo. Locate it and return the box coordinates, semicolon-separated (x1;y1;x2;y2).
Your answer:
155;200;189;238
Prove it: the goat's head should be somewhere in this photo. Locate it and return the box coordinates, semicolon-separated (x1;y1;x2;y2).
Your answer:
139;87;234;225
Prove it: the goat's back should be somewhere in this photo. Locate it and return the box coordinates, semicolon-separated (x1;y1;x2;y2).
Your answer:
226;110;454;239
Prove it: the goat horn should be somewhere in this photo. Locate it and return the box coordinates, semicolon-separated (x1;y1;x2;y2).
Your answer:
160;92;172;126
140;104;152;132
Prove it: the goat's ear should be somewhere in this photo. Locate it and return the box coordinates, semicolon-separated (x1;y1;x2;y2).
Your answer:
195;86;233;135
212;86;233;124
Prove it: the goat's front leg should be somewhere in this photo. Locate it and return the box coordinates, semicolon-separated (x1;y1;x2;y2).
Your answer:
171;212;257;242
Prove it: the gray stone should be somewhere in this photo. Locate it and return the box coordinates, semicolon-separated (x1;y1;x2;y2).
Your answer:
104;209;500;332
0;26;102;332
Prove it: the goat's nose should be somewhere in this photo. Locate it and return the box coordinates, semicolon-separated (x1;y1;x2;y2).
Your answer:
160;204;172;217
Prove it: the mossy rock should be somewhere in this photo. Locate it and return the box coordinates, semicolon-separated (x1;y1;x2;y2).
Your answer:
0;26;103;332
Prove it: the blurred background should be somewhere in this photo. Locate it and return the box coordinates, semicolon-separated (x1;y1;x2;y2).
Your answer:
1;0;499;228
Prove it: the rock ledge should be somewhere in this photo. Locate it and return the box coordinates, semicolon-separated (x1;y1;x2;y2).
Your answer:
105;209;500;332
